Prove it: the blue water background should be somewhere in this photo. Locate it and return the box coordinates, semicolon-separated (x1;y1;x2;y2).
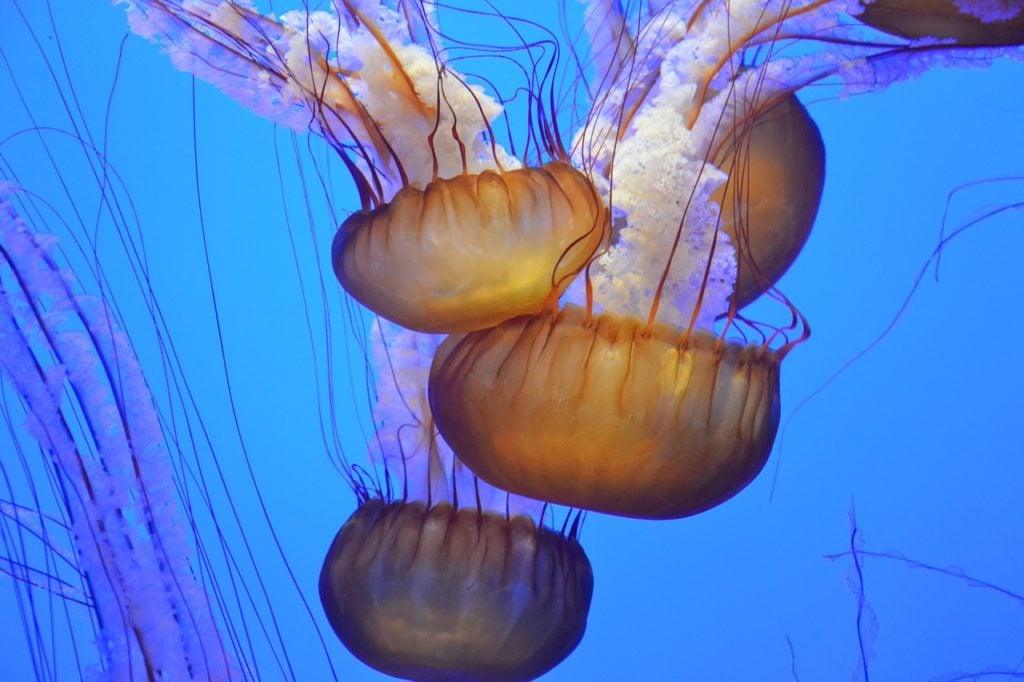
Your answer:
1;2;1022;679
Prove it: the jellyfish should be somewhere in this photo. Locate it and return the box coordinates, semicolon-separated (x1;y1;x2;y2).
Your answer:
857;0;1024;45
0;190;235;679
428;0;1022;519
710;94;826;309
320;321;593;681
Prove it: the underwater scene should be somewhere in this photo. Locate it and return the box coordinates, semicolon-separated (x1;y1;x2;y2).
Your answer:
1;1;1022;680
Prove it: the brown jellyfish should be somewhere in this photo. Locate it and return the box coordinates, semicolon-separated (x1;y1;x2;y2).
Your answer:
857;0;1024;46
320;500;592;682
711;93;826;309
128;0;607;335
333;161;607;333
320;323;593;680
429;306;782;519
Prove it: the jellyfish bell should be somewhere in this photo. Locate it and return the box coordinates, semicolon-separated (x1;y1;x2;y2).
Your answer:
333;161;608;334
711;93;826;309
429;305;782;519
856;0;1024;46
320;500;593;682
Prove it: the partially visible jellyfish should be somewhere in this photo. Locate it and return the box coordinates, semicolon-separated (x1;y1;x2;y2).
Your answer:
857;0;1024;45
710;95;825;309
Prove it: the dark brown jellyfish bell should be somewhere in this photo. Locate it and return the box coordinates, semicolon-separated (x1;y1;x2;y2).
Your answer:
333;162;607;334
428;306;782;520
711;94;825;309
857;0;1024;46
319;500;594;682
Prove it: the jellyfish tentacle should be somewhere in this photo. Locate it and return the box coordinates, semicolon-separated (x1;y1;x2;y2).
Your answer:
0;195;236;680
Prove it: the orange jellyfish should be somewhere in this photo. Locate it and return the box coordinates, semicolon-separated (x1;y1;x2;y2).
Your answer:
857;0;1024;45
320;322;593;680
426;0;1000;520
334;160;607;333
711;93;826;309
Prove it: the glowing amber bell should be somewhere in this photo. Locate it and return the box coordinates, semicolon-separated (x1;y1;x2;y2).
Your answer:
320;500;594;682
429;306;781;520
712;94;824;309
333;162;606;334
858;0;1024;45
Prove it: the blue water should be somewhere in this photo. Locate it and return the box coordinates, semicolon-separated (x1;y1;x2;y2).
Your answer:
1;2;1022;680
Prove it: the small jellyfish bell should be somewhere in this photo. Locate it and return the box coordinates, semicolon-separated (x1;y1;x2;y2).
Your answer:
319;322;594;681
857;0;1024;45
334;160;608;333
711;92;825;309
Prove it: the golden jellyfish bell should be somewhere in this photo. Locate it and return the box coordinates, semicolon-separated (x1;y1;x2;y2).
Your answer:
319;500;593;682
333;162;607;334
857;0;1024;45
712;94;825;309
428;306;781;520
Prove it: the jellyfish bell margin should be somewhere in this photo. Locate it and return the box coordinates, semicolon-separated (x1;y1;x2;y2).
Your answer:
856;0;1024;45
319;499;593;682
428;305;783;520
